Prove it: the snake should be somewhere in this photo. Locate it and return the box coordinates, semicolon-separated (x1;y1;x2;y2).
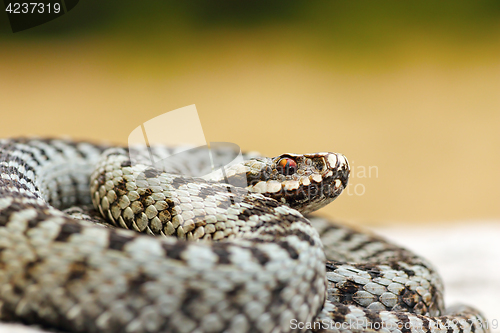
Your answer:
0;137;490;333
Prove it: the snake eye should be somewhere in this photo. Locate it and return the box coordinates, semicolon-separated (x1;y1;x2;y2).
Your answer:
277;158;297;176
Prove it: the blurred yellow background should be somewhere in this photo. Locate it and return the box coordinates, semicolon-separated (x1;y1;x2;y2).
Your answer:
1;1;499;225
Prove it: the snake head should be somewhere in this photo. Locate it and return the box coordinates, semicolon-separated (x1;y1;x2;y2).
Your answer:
245;152;350;214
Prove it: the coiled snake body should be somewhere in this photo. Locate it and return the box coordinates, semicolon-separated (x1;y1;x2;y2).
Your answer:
0;138;489;333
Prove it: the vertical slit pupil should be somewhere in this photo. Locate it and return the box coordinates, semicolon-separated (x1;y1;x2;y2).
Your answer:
279;158;297;176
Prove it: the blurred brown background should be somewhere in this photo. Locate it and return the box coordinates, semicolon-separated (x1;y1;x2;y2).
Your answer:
1;1;499;225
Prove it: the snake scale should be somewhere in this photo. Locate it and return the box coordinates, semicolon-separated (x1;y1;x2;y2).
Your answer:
0;138;489;333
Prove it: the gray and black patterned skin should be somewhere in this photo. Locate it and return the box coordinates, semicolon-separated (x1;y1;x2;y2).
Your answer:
0;138;490;333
